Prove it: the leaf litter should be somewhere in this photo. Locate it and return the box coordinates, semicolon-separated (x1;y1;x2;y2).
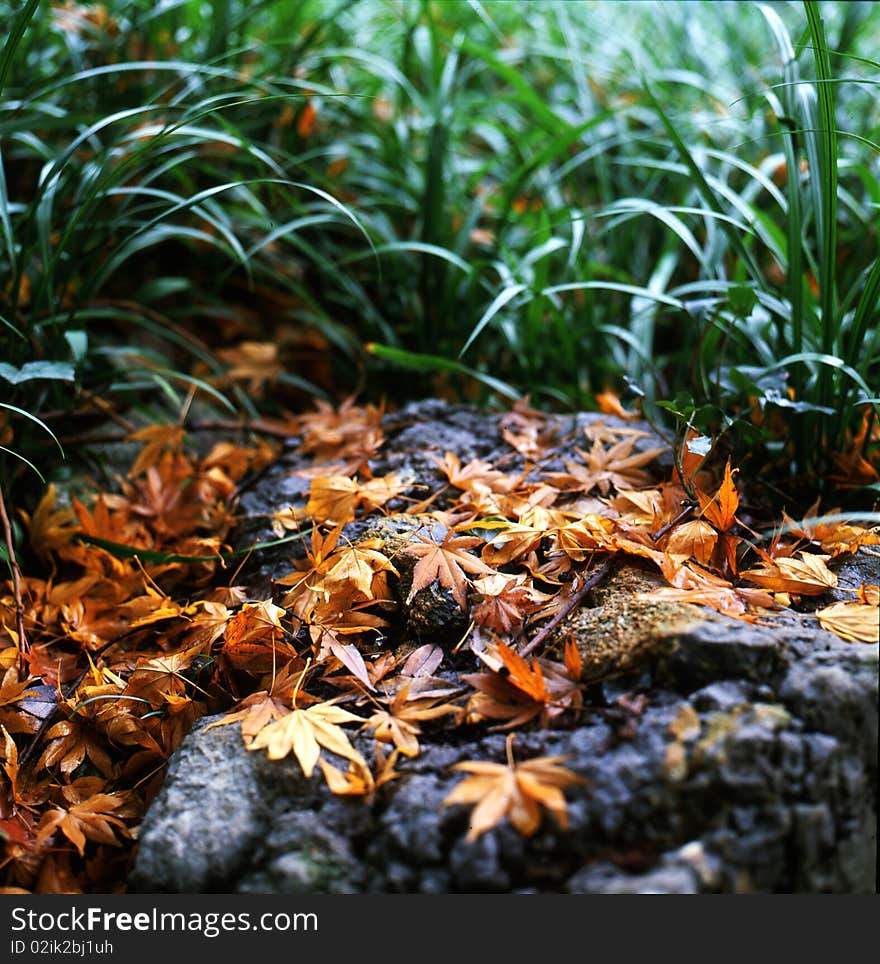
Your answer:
0;396;877;890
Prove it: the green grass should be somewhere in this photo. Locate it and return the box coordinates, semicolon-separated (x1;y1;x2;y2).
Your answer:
1;0;878;509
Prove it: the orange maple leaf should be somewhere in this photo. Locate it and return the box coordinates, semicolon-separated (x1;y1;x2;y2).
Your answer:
217;341;282;396
545;435;665;496
404;533;494;610
127;425;185;479
698;460;739;532
740;552;837;596
20;485;78;563
363;682;460;757
443;734;586;842
247;697;366;778
664;518;718;566
35;791;132;856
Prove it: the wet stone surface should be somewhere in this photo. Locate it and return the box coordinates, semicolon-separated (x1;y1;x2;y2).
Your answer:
129;401;879;894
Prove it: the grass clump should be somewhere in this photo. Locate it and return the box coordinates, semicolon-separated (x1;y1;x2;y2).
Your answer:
1;0;878;511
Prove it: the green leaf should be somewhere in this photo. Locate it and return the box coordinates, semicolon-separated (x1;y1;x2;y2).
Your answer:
0;361;75;384
728;285;758;318
366;343;520;400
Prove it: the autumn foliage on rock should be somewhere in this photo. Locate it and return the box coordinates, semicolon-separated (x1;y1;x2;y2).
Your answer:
1;397;877;892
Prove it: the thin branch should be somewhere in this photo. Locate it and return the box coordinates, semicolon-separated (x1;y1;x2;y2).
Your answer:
0;481;28;668
519;557;615;658
650;501;696;542
60;417;300;447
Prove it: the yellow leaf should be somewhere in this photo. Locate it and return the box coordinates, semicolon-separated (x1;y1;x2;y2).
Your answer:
247;699;366;777
127;425;185;478
442;734;585;842
741;552;837;596
816;601;879;643
21;484;77;562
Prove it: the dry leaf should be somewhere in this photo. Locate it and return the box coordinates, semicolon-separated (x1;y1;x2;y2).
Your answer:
247;699;366;777
35;793;132;856
363;683;459;757
545;435;665;495
698;460;739;531
816;601;879;643
741;552;837;596
404;533;494;610
442;734;586;842
20;484;77;562
127;425;185;478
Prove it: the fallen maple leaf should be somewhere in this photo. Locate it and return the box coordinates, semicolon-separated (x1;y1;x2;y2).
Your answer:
780;502;880;557
318;540;398;604
545;435;666;496
594;389;640;421
127;425;185;479
296;396;384;466
206;660;312;740
471;572;553;635
740;552;837;596
306;475;360;525
36;717;114;778
664;518;717;566
404;533;494;610
644;555;776;619
363;682;460;757
247;698;366;777
436;452;517;495
698;460;739;532
20;485;77;563
220;600;296;674
816;601;879;643
442;734;586;842
217;341;282;396
319;744;401;798
35;792;132;856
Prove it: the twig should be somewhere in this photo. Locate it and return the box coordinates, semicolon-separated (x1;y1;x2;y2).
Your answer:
519;557;615;658
650;501;696;542
0;481;28;668
79;389;137;433
60;418;300;448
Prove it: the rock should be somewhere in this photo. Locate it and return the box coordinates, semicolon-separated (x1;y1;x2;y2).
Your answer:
128;402;878;894
566;861;700;894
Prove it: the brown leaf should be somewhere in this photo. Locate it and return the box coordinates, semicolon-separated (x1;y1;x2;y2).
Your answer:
471;573;552;635
545;435;665;495
664;519;718;566
400;644;444;678
246;699;366;777
217;341;282;396
20;485;78;563
364;683;459;758
404;533;494;610
206;661;312;740
319;745;401;798
816;601;879;643
35;792;132;856
644;556;776;619
318;541;398;604
442;734;586;842
741;552;837;596
127;425;185;479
